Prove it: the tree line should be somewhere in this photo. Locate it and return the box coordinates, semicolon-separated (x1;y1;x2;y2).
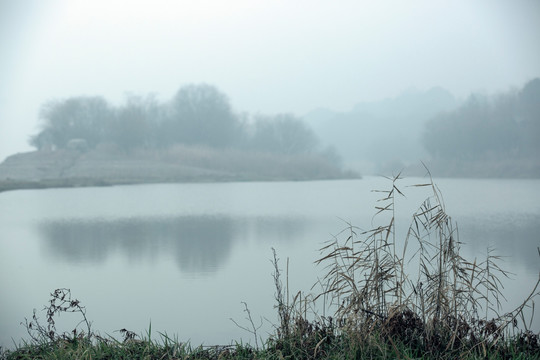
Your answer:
423;78;540;162
30;84;332;159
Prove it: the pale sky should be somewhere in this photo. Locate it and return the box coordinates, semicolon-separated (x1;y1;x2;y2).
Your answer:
1;0;539;161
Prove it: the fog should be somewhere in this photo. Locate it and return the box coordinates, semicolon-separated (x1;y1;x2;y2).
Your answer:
1;0;539;167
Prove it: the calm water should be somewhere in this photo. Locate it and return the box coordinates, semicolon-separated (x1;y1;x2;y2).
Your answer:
1;177;539;348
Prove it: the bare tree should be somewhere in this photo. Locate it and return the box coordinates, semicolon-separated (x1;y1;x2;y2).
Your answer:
250;114;320;155
31;96;113;149
164;84;240;148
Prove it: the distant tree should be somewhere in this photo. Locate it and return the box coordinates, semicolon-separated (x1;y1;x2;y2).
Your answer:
250;114;320;155
320;145;343;166
29;128;54;151
164;84;240;147
27;84;343;169
108;94;162;150
517;78;540;157
519;78;540;119
31;96;113;149
422;87;529;161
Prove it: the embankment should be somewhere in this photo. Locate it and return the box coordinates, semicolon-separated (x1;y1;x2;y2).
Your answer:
0;146;358;192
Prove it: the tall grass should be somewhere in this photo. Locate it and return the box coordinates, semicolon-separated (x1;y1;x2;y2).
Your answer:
310;170;540;358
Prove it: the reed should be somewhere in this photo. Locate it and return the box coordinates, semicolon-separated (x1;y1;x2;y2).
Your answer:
311;169;540;358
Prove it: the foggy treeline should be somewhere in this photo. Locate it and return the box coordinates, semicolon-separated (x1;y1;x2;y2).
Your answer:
305;77;539;176
26;78;540;178
423;78;540;162
304;86;457;174
29;84;336;161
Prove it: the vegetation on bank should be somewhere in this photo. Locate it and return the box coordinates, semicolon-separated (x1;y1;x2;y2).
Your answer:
301;77;539;178
421;78;540;177
28;84;340;166
0;83;354;191
0;144;358;193
2;173;539;359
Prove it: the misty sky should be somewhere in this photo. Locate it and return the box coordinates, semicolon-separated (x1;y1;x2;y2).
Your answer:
1;0;539;162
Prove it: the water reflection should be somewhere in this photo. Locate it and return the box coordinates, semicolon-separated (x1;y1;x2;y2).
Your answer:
458;214;540;273
38;215;307;273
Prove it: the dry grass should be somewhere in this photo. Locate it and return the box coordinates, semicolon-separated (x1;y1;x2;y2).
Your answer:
312;168;540;357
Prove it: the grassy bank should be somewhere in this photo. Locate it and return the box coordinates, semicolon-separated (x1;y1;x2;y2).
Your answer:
2;173;539;359
0;145;359;193
0;178;114;193
5;329;538;360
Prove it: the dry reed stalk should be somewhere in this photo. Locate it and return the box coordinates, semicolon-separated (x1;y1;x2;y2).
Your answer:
315;168;539;354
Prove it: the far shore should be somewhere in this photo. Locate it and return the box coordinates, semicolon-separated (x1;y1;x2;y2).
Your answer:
0;173;361;193
0;146;360;193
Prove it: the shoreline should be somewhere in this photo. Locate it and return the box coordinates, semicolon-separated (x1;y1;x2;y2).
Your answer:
0;147;360;193
0;173;360;193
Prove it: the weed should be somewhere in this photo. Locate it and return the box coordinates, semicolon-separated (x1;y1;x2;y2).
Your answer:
229;302;263;349
22;288;92;344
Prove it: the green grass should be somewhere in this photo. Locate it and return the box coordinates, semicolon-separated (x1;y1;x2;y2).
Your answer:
3;328;538;359
2;171;539;359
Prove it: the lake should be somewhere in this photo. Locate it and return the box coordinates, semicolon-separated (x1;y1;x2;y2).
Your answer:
0;177;539;348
